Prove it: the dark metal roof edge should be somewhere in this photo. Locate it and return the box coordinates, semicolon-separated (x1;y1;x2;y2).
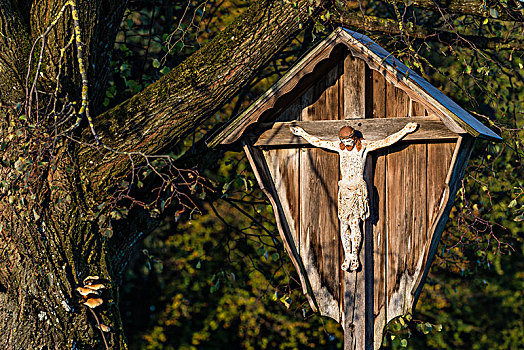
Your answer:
341;29;502;142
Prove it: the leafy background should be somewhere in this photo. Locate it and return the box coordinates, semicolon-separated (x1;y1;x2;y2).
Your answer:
101;1;522;349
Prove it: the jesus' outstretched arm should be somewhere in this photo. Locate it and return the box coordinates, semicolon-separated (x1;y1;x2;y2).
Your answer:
365;122;418;152
290;126;339;152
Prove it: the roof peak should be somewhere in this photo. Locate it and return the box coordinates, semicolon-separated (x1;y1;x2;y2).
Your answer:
208;28;501;148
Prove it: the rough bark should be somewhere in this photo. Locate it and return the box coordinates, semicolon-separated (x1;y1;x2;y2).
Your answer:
0;1;129;348
0;0;519;348
0;0;31;103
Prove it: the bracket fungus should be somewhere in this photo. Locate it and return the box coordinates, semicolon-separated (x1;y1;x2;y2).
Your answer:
83;297;104;309
83;275;100;285
85;283;106;291
76;286;100;296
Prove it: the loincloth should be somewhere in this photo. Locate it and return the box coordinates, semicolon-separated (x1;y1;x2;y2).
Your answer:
337;179;369;221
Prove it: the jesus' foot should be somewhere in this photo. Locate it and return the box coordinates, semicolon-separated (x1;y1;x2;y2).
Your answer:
341;260;350;271
349;257;359;271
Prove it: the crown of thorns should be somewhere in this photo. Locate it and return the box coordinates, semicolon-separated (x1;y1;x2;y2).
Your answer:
339;126;355;138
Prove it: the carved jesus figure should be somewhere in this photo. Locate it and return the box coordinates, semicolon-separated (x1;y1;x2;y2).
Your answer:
290;122;418;271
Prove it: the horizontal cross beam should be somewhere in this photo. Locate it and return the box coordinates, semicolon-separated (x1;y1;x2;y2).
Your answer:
252;117;461;147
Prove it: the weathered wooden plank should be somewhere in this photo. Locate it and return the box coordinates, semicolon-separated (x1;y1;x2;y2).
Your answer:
300;147;340;321
342;55;368;350
385;83;411;322
385;141;405;320
210;28;501;149
263;149;300;253
409;140;456;298
344;54;366;119
208;31;347;147
427;142;455;226
411;99;427;117
242;144;318;312
253;117;459;147
337;59;346;320
299;65;342;321
413;136;475;304
364;65;375;347
340;29;501;141
343;268;366;350
371;69;387;350
275;91;303;122
406;143;428;276
385;141;428;321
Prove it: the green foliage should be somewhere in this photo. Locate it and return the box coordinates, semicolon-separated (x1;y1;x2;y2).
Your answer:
121;152;342;349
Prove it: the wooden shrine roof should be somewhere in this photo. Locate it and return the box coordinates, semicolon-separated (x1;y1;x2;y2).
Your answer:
208;28;501;148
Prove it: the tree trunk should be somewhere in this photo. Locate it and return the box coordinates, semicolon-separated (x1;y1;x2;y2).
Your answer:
0;150;123;348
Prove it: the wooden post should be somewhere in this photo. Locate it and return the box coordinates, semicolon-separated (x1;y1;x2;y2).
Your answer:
342;57;373;350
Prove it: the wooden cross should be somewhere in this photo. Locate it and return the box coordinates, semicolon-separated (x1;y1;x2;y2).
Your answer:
244;115;471;349
210;28;499;350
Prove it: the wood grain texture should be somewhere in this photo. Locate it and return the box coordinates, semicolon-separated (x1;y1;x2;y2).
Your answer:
344;54;366;119
242;144;318;311
263;87;305;253
253;118;458;146
371;70;387;350
275;92;303;122
299;64;342;321
406;143;428;277
340;29;499;140
209;31;346;147
263;149;300;252
427;142;456;226
385;83;413;321
235;39;479;350
211;28;500;150
412;100;428;117
410;138;467;302
363;63;377;348
342;55;368;350
300;147;340;320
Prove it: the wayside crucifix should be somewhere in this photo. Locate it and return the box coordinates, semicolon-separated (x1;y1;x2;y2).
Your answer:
290;122;418;271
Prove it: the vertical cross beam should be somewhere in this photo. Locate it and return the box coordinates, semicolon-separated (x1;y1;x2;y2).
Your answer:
342;59;373;350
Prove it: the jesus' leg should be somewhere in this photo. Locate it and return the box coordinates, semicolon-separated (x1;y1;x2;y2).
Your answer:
340;221;352;271
348;218;362;271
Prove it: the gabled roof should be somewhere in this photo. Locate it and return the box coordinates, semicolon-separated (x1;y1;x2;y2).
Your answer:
208;28;501;148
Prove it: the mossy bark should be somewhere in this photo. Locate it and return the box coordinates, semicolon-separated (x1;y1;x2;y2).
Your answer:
0;1;127;348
